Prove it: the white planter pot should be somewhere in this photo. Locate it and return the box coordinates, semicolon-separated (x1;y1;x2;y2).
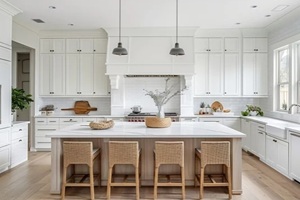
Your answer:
249;111;257;116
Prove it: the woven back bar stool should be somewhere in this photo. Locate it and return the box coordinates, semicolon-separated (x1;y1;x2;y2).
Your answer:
154;141;185;200
61;141;101;200
194;141;232;199
107;141;141;200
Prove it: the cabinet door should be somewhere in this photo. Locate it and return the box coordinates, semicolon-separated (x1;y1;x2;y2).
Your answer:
94;39;108;53
208;53;222;95
255;53;268;96
11;137;28;168
0;10;12;46
40;39;53;53
241;119;251;151
0;145;10;172
80;39;94;53
195;38;209;52
79;54;94;95
255;38;268;52
51;54;65;95
94;54;109;95
194;53;208;96
243;53;255;96
223;118;240;131
266;135;277;167
243;38;255;52
224;37;239;52
0;60;11;129
290;132;300;181
256;130;266;161
40;39;65;53
66;39;80;53
209;38;222;52
224;53;240;96
66;54;80;95
276;139;288;176
39;54;51;95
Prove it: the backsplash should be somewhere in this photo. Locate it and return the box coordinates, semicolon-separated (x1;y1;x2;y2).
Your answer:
38;97;111;116
194;98;261;115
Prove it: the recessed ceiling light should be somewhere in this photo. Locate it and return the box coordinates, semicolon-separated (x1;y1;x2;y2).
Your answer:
68;24;74;26
49;6;56;9
251;5;257;8
236;23;241;25
272;5;289;12
265;15;271;17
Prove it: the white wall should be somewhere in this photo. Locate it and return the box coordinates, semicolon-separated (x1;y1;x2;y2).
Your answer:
259;6;300;123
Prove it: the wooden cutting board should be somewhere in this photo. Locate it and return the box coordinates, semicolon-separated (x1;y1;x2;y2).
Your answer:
61;101;97;114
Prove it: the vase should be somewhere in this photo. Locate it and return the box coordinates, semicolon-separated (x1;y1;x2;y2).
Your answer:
157;105;165;118
249;111;257;116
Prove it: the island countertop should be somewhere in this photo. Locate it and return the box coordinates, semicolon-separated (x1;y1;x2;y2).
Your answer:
47;121;245;139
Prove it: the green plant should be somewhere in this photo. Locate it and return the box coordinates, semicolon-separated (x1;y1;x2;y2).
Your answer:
11;88;34;112
241;105;264;116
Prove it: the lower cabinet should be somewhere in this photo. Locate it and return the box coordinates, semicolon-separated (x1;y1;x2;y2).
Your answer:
0;127;10;173
266;135;289;176
199;117;240;131
11;123;29;168
289;131;300;182
241;119;251;151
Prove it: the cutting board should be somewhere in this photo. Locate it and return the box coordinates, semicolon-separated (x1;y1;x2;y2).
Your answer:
61;101;97;114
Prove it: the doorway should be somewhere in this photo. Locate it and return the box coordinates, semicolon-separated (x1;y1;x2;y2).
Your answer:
16;53;30;121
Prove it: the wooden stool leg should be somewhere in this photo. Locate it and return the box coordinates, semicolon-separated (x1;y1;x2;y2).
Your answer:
181;166;186;199
227;166;232;199
90;165;95;200
107;167;113;200
200;167;204;199
154;167;159;200
61;166;67;200
135;167;140;200
194;155;198;187
99;153;101;186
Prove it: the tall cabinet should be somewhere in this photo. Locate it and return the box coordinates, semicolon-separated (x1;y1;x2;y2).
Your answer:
242;37;268;96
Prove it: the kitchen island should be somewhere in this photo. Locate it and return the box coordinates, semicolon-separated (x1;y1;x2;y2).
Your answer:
48;121;245;195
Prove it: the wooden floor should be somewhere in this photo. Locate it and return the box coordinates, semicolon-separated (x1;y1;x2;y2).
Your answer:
0;151;300;200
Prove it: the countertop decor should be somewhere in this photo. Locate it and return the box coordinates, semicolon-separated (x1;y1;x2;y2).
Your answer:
89;120;114;130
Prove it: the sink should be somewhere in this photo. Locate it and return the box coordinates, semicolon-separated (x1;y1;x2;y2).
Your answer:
266;124;287;139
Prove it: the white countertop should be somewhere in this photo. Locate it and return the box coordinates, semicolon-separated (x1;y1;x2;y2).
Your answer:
35;114;124;118
12;121;30;125
47;121;245;139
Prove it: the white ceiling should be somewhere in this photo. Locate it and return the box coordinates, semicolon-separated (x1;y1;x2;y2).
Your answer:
6;0;300;31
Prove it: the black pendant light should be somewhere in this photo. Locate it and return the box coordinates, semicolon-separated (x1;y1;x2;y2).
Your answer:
112;0;128;55
170;0;184;56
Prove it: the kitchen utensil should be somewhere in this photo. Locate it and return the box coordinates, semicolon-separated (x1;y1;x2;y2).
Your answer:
131;105;142;114
211;101;223;112
61;101;97;114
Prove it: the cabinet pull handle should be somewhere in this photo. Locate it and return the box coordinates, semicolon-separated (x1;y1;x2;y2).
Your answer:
19;129;23;131
291;133;300;138
273;139;277;142
258;126;265;129
19;139;22;142
37;129;56;131
37;121;45;122
49;121;57;122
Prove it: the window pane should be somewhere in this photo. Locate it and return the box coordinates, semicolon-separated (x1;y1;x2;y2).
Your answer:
279;84;289;110
279;49;289;83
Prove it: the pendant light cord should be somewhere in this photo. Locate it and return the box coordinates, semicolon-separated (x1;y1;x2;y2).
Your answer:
176;0;178;43
119;0;121;43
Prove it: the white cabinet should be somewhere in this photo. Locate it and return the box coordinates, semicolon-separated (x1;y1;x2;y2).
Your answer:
289;131;300;182
194;53;223;96
0;128;11;173
249;122;266;161
59;117;83;128
199;117;240;131
66;39;95;53
0;10;12;47
35;118;59;150
243;37;268;96
11;123;29;168
40;39;65;53
94;39;108;53
194;37;240;96
40;54;65;96
266;135;289;176
241;119;251;151
93;54;109;95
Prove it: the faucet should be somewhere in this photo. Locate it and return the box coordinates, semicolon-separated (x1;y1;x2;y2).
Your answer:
288;104;300;114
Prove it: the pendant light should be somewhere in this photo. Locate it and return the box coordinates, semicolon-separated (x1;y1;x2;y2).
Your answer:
112;0;128;55
170;0;184;56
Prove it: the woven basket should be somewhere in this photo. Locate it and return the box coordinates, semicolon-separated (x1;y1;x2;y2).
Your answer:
89;120;114;130
145;117;171;128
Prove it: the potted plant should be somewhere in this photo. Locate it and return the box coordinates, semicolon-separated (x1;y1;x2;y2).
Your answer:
241;105;263;116
11;88;34;121
199;102;205;115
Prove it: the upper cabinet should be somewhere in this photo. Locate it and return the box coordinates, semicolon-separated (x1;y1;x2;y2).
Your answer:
194;37;240;96
66;39;107;54
242;37;268;96
40;39;65;53
0;10;12;47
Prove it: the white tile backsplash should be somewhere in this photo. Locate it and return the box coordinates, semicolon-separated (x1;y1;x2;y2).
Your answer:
39;97;111;115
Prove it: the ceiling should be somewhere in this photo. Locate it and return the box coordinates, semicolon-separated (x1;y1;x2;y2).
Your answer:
6;0;300;31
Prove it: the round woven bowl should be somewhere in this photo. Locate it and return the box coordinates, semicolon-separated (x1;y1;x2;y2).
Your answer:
145;117;171;128
89;120;114;130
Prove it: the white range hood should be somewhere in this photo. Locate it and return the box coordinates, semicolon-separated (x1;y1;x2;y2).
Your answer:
104;28;196;116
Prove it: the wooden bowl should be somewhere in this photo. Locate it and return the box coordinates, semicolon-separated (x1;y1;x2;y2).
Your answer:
145;117;171;128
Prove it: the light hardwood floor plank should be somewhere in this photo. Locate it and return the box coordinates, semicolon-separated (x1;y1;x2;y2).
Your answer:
0;151;299;200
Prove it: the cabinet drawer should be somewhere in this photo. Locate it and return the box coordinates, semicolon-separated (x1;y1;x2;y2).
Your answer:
12;125;28;140
82;118;97;122
47;118;59;124
35;141;51;149
35;118;47;124
11;137;28;167
35;126;58;137
0;128;10;147
36;136;51;143
59;118;83;124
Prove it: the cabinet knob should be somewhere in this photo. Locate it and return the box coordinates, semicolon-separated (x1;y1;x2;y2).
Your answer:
94;50;96;52
224;92;227;94
273;139;277;142
19;139;22;142
93;92;96;94
224;49;227;51
19;129;22;131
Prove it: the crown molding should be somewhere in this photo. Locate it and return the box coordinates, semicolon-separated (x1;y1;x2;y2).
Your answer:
0;0;22;16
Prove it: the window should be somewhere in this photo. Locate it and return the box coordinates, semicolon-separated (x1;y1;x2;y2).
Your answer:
276;47;289;111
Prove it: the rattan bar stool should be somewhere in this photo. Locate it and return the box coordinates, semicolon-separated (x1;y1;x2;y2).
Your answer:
194;141;232;199
154;141;185;200
61;141;101;200
107;141;141;200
